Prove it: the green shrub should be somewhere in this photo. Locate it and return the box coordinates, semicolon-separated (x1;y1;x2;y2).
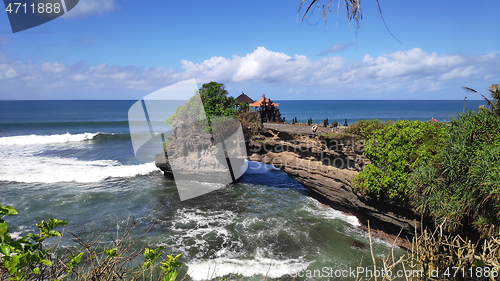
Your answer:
0;204;75;281
345;119;393;139
412;108;500;235
1;205;184;281
165;93;207;127
238;102;249;113
353;120;447;200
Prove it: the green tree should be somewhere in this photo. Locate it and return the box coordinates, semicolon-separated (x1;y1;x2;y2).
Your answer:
165;82;238;134
0;205;78;281
238;102;249;113
198;82;237;117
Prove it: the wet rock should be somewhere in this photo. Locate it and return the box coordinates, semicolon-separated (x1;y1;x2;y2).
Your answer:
351;240;367;250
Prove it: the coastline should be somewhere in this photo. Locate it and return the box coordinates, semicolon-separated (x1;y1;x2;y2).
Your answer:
248;123;420;248
156;122;420;249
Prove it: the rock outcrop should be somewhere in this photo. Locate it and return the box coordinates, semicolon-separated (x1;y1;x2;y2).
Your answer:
246;124;420;247
156;122;421;247
156;117;247;183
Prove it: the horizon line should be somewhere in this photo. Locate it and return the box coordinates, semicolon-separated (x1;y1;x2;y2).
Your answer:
0;99;487;102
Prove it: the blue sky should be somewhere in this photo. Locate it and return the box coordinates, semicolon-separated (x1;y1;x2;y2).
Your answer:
0;0;499;100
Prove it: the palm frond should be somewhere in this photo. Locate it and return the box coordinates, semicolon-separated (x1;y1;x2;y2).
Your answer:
481;94;495;109
488;84;500;114
303;0;318;21
299;0;362;27
298;0;402;43
375;0;401;44
462;86;496;112
461;86;478;94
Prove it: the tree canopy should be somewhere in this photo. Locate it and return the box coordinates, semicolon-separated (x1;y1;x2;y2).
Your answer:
198;82;237;117
165;82;238;133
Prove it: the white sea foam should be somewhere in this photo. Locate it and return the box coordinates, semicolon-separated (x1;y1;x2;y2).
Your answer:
165;208;239;256
0;132;99;145
0;132;159;183
345;226;399;249
304;197;361;227
166;208;311;280
9;225;27;240
186;255;310;280
0;156;157;183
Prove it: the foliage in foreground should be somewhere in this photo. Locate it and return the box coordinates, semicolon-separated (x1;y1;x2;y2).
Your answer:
0;205;182;281
373;221;500;281
353;120;448;199
412;108;500;235
0;204;71;281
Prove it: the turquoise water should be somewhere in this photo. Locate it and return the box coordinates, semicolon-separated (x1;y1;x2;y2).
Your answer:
0;99;476;279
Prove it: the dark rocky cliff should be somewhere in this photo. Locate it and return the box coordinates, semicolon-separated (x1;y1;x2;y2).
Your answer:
156;122;420;247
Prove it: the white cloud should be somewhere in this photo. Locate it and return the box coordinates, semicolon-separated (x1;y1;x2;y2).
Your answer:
64;0;116;18
440;66;479;80
340;48;466;83
41;62;66;73
233;47;311;83
179;46;346;84
180;56;238;83
0;47;498;99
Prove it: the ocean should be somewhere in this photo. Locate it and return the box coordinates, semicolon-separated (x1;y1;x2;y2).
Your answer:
0;100;485;280
275;100;486;124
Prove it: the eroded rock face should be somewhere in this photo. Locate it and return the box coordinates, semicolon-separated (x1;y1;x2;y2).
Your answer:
155;121;228;182
246;124;420;246
156;118;247;185
156;122;420;247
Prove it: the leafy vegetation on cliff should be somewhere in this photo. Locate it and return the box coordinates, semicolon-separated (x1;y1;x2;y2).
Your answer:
166;82;237;123
353;120;447;199
412;108;500;236
166;82;240;133
345;119;393;139
355;84;500;237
